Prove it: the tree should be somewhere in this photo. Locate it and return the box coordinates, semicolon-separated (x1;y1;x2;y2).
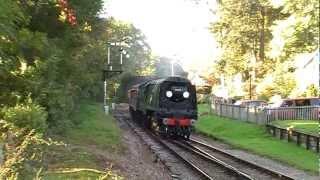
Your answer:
209;0;318;99
103;18;155;75
211;0;283;76
272;0;319;61
303;84;320;97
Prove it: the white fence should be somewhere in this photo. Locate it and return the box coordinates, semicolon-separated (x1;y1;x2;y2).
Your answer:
211;103;320;124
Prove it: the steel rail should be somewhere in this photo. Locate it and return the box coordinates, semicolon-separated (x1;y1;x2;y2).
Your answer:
150;135;214;180
172;140;253;180
189;138;295;180
122;117;213;180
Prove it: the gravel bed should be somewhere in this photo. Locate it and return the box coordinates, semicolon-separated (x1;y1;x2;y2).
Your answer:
112;108;171;179
192;134;319;180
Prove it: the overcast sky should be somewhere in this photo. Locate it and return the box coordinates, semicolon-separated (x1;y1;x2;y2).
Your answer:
102;0;220;72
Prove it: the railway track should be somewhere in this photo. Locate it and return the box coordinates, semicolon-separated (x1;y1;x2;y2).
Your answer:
115;106;295;180
122;117;251;179
123;118;212;179
188;138;295;180
160;138;252;180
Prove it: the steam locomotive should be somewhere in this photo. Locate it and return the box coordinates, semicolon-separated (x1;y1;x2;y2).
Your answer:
128;76;197;139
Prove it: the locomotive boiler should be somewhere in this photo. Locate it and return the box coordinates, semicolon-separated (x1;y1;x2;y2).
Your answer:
128;76;197;139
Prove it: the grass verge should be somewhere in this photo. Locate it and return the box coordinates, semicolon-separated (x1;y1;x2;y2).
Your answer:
270;120;318;135
44;101;123;179
195;104;318;173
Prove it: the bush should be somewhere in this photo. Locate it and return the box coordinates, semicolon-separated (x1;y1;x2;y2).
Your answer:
0;120;58;179
197;94;211;104
3;102;48;134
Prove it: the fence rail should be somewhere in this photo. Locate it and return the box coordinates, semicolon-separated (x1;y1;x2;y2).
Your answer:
266;124;319;152
211;102;320;124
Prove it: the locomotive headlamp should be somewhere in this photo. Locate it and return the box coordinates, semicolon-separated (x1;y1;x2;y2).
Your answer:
166;91;173;98
183;91;190;98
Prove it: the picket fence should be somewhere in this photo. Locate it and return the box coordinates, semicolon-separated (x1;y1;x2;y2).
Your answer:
210;103;320;124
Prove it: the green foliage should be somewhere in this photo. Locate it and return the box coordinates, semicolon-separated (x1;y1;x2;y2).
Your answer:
0;120;57;179
211;0;283;76
2;101;48;134
104;18;154;75
44;102;123;179
258;61;297;99
278;0;319;59
197;94;211;104
302;84;320;97
209;0;318;99
1;0;148;179
67;102;122;151
0;0;154;132
116;72;136;103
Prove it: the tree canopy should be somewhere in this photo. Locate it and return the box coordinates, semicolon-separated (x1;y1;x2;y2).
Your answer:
0;0;154;178
209;0;319;99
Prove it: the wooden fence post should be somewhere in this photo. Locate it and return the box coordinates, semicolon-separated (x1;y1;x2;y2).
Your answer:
232;105;234;119
214;102;217;114
273;126;276;137
246;107;249;122
297;133;300;145
254;106;257;123
287;130;291;142
316;137;319;153
306;135;310;150
265;109;269;124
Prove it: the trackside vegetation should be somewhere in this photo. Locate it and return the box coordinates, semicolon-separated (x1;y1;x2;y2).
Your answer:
44;102;123;179
195;104;318;173
0;0;152;178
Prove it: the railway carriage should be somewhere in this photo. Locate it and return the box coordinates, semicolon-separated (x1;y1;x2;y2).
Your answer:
128;76;197;138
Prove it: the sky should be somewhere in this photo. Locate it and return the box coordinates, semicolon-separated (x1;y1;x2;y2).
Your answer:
102;0;220;72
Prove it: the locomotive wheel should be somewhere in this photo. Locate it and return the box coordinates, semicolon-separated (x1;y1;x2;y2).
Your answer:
158;124;168;138
143;114;152;129
151;116;159;133
136;111;143;125
129;107;135;120
183;127;191;140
